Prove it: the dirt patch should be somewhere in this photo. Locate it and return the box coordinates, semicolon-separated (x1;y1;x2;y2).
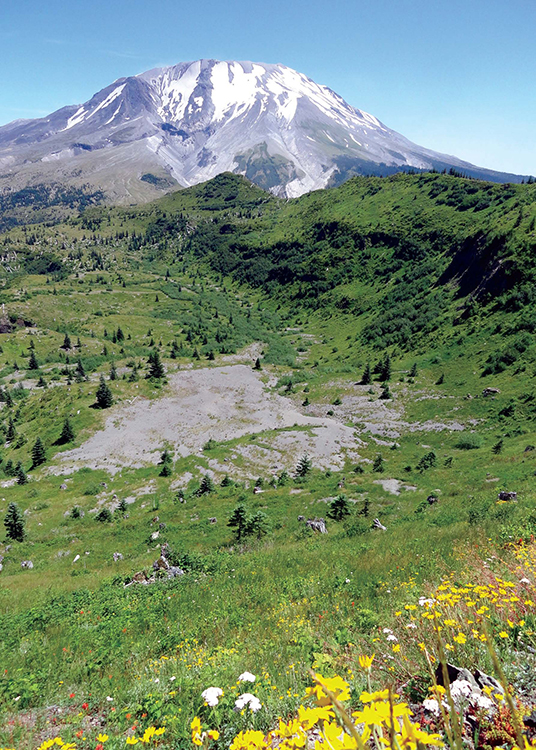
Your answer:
305;384;465;439
56;365;362;476
373;479;417;495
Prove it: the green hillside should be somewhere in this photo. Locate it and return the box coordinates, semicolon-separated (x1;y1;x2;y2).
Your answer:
1;172;536;748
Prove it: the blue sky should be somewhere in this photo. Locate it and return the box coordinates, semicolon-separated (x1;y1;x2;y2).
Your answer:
1;0;535;175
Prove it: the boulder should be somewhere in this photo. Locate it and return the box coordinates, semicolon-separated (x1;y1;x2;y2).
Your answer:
427;494;439;505
306;517;327;533
373;518;387;530
113;552;124;562
60;483;68;490
497;490;517;502
208;517;217;524
21;560;34;569
482;387;501;397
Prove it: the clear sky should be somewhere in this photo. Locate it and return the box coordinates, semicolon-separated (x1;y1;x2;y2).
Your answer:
1;0;535;175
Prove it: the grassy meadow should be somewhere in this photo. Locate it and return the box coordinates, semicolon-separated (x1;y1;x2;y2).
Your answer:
0;172;536;748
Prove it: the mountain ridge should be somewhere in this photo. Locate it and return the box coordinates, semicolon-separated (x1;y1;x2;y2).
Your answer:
0;59;528;211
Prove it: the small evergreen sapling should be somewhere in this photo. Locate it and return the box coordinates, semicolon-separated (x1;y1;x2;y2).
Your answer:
228;503;249;542
59;417;75;444
15;461;28;485
327;494;351;522
95;375;113;409
31;437;46;468
295;453;312;478
159;449;173;477
27;350;39;371
360;362;372;385
4;501;25;541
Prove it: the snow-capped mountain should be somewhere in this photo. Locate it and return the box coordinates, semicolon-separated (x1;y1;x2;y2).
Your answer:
0;59;524;202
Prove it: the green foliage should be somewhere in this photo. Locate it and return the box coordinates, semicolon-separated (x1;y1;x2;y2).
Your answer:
295;453;312;478
3;501;25;541
95;374;113;409
327;494;351;522
373;454;385;472
58;418;75;444
95;507;113;523
30;437;46;468
147;349;165;379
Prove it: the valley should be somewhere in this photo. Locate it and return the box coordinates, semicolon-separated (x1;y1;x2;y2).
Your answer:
1;171;536;748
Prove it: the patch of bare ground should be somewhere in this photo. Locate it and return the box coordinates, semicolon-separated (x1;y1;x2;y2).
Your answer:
53;364;363;476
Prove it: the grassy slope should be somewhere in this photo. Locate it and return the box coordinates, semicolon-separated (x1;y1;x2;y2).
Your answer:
1;173;536;744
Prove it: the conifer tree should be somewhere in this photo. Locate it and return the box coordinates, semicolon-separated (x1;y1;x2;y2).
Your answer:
75;357;86;379
31;437;46;468
59;417;75;444
109;361;117;381
147;350;165;379
159;449;173;477
116;326;124;342
379;354;391;382
196;474;215;495
62;333;71;350
327;494;351;522
361;362;372;385
373;454;385;473
295;453;312;478
4;501;25;541
379;384;392;400
228;503;249;542
37;375;47;388
246;509;270;539
254;358;262;371
28;350;39;371
15;461;28;485
409;363;418;378
6;417;16;442
95;374;113;409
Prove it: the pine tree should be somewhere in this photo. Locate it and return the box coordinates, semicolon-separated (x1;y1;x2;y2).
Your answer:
59;417;75;444
379;384;392;400
4;459;14;477
228;503;249;542
28;350;39;370
6;417;16;442
360;362;372;385
221;474;232;487
436;373;445;385
109;361;117;381
95;375;113;409
15;461;28;485
254;358;262;371
492;439;504;455
409;363;418;378
62;333;71;350
196;474;215;496
75;357;86;379
379;354;391;382
116;326;124;342
373;454;385;473
327;494;351;522
31;437;46;468
246;510;270;539
128;364;139;382
295;453;312;478
4;389;13;408
159;449;173;477
147;350;165;379
4;501;25;541
29;338;35;350
37;375;47;388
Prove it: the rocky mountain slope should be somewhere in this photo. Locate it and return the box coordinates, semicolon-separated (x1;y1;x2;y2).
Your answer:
0;59;526;206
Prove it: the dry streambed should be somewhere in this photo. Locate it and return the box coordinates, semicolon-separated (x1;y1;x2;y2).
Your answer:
56;365;363;476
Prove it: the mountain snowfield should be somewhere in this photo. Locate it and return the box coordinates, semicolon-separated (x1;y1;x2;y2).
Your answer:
0;59;524;201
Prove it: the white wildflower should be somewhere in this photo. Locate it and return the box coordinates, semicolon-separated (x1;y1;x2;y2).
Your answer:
202;687;223;707
238;671;256;683
423;699;440;716
234;693;262;712
386;634;398;642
